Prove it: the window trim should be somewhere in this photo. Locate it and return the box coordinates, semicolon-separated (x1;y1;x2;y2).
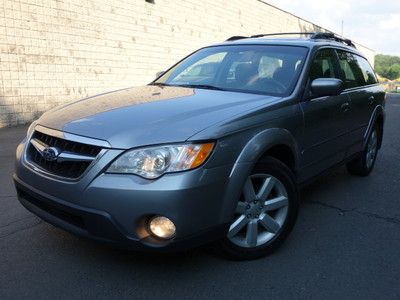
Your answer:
152;44;310;97
354;54;379;86
334;48;379;91
302;47;343;100
314;47;343;79
301;45;380;101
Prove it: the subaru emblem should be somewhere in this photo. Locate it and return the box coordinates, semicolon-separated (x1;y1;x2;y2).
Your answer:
41;147;60;162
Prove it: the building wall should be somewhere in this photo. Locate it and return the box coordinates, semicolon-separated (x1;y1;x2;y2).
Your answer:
0;0;375;128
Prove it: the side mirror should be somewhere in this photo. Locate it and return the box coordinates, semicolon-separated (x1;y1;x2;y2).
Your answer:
310;78;343;98
156;71;165;78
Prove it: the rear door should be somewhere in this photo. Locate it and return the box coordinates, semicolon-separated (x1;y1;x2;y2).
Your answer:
300;48;352;178
336;50;380;155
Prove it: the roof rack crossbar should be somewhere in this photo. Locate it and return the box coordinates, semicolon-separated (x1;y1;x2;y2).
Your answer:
310;32;356;48
226;36;248;41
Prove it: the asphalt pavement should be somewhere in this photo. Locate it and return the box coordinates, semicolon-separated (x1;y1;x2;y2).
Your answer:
1;94;399;299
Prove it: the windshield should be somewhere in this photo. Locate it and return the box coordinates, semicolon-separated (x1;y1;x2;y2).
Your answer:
154;45;308;96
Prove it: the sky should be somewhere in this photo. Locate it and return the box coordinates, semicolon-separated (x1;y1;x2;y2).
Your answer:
264;0;400;56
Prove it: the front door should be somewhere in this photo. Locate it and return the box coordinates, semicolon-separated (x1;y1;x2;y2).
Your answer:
299;48;352;179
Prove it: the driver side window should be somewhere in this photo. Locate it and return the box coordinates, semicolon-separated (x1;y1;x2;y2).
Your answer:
309;49;339;82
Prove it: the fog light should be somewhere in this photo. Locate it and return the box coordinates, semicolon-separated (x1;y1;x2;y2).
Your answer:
149;216;176;239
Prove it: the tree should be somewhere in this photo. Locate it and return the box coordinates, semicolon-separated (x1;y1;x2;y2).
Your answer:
375;54;400;80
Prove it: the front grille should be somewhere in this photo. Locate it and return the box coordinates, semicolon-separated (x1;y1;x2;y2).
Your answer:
26;130;102;179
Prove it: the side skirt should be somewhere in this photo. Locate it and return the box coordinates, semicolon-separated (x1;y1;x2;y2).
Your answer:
297;152;362;189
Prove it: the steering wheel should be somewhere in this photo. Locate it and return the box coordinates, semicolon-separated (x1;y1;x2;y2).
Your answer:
255;78;287;94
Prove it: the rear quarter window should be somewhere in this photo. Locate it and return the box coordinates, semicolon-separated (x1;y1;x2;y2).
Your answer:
355;56;378;85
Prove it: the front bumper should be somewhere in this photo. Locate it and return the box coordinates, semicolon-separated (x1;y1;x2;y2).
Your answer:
14;175;229;251
14;138;234;251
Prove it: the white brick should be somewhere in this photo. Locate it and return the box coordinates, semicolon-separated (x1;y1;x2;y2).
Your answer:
0;0;375;128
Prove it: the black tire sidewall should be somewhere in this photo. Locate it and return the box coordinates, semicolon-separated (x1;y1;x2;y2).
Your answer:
347;125;380;176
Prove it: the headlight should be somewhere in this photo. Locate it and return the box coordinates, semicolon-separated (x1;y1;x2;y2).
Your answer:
107;142;214;179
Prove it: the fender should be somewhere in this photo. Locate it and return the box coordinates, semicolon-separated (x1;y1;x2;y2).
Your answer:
364;105;385;149
219;128;300;223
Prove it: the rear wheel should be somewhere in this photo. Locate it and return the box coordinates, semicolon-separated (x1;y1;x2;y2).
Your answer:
218;157;299;260
347;126;379;176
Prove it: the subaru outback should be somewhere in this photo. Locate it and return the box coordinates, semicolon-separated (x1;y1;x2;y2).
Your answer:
14;32;385;260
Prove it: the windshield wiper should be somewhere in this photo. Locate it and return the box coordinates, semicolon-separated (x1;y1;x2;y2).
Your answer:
150;83;225;91
149;82;171;86
174;84;225;91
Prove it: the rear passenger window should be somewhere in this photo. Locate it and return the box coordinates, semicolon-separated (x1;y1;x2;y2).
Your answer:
336;50;366;89
356;56;378;85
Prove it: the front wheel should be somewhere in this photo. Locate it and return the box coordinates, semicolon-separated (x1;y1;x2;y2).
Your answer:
218;157;299;260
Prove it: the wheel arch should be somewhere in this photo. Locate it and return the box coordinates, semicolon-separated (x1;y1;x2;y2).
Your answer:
364;105;385;149
259;144;296;174
375;113;384;149
220;128;299;223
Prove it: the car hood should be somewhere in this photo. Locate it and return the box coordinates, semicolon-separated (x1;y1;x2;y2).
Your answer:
38;85;278;149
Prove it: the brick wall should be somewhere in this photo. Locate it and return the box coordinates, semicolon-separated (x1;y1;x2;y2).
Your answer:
0;0;375;128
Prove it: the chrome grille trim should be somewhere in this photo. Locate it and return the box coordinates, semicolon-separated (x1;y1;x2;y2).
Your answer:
30;138;97;163
34;125;111;149
25;127;107;180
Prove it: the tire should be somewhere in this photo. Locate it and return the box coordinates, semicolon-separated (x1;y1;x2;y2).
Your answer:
346;126;379;176
217;157;299;260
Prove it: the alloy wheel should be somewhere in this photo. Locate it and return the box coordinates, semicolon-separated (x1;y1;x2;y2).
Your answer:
228;174;289;248
366;129;378;169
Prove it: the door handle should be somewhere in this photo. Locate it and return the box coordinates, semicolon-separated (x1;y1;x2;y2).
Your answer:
341;102;351;112
369;96;375;105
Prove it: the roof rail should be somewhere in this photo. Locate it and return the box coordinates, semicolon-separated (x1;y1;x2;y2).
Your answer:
225;32;356;48
310;32;356;48
225;32;314;42
250;32;315;38
225;32;315;42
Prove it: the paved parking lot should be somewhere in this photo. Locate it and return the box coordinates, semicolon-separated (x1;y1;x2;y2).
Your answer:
1;94;399;299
